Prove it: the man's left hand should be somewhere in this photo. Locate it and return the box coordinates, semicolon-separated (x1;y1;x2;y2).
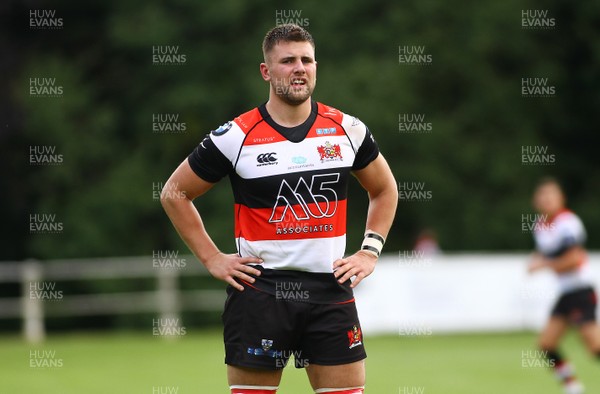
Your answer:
333;251;377;288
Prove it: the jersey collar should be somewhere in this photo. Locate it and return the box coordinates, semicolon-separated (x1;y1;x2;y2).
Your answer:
258;100;318;143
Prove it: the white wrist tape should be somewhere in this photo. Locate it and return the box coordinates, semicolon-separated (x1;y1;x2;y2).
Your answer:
361;230;385;257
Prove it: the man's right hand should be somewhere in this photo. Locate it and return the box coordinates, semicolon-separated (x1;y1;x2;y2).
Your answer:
204;253;263;291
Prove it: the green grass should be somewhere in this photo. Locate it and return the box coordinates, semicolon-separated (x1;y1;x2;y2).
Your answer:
1;330;598;393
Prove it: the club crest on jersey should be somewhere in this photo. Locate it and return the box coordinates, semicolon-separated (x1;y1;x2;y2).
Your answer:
347;325;362;349
317;141;343;162
211;121;232;136
261;339;274;351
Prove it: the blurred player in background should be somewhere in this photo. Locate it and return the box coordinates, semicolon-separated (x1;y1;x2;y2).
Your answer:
413;228;440;257
161;24;397;394
528;177;600;394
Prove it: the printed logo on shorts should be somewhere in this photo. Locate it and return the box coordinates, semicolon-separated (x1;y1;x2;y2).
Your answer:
347;325;362;349
261;338;274;351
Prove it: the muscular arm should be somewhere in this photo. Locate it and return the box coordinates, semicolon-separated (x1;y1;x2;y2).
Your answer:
160;160;261;291
529;246;586;274
333;154;398;287
351;154;398;238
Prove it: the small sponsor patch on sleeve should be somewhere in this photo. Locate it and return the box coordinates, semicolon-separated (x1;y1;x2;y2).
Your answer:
211;121;232;136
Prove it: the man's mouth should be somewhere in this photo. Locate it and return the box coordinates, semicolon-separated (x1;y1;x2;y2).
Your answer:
290;78;307;87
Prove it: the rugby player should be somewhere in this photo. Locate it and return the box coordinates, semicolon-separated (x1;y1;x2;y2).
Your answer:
161;24;398;393
528;178;600;394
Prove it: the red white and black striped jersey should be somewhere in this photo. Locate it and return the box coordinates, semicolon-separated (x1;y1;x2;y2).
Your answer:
533;209;592;294
188;101;379;274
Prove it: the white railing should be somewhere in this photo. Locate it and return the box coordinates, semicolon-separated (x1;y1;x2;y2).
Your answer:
2;253;599;342
0;256;224;343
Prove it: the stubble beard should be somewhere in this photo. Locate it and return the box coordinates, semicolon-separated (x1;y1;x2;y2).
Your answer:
273;81;315;106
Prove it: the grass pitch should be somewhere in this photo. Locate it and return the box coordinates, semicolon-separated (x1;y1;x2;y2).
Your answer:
1;330;598;393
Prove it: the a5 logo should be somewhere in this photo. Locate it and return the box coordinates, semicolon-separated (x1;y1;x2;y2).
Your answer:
269;173;340;222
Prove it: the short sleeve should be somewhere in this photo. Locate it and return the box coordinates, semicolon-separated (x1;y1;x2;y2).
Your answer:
187;134;233;183
352;126;380;170
556;214;586;250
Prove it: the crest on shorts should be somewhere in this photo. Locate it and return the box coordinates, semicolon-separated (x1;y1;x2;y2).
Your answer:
261;339;273;351
317;141;343;162
347;325;362;349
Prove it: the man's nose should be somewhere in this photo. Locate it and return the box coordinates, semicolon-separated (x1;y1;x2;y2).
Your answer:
292;59;306;74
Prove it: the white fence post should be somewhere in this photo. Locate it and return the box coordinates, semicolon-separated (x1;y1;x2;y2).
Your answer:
156;268;180;338
21;260;45;343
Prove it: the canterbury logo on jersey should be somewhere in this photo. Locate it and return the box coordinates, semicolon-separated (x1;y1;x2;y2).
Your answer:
256;152;278;166
269;173;340;222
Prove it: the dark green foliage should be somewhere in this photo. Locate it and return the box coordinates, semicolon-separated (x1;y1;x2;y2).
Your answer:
2;0;599;260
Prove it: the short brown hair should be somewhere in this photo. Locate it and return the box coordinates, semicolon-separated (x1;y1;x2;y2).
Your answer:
262;24;315;61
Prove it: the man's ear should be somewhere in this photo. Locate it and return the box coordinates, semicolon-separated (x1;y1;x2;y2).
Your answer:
260;62;270;81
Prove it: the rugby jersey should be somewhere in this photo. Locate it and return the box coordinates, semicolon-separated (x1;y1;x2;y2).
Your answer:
533;209;593;294
188;100;379;275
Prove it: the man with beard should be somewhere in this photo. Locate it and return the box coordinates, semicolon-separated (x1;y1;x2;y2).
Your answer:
161;24;398;394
